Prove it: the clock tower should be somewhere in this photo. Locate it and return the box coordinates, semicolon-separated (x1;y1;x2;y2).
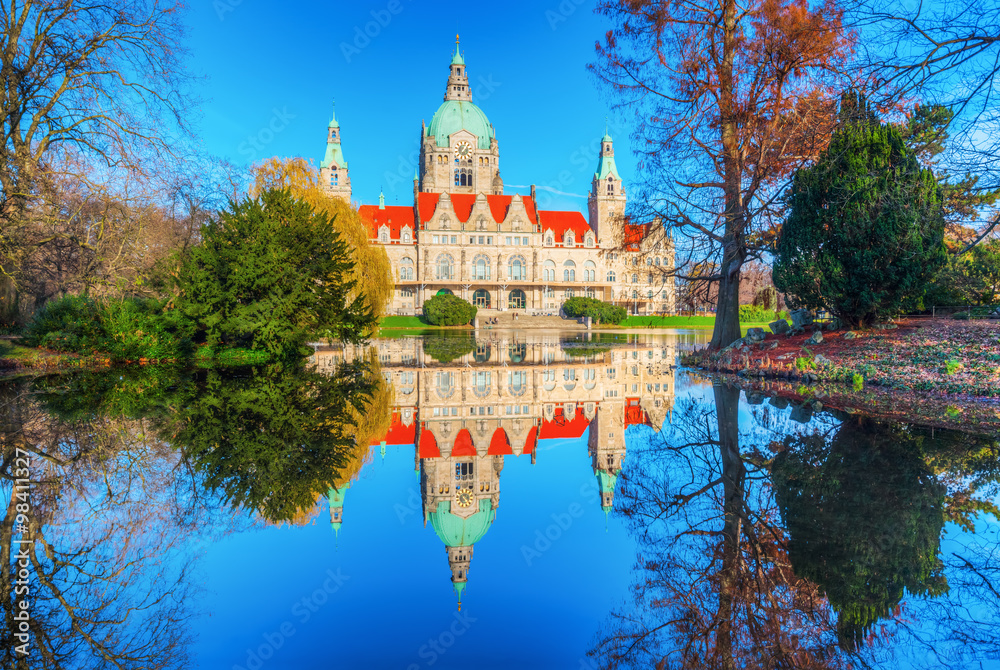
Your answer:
420;37;502;195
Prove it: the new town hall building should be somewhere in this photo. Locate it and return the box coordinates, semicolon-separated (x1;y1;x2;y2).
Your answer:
320;39;677;315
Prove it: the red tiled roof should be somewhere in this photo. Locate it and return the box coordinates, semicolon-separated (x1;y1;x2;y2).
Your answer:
358;205;415;240
623;221;648;250
523;428;537;455
625;398;650;426
452;428;477;457
539;211;593;242
417;192;538;226
370;411;416;446
418;425;440;458
539;407;593;440
487;428;513;456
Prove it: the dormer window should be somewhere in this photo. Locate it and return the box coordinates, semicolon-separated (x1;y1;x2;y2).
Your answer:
585;233;595;247
565;231;575;247
545;234;553;246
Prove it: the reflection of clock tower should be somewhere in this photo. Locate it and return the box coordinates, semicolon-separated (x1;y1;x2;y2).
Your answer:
419;37;502;195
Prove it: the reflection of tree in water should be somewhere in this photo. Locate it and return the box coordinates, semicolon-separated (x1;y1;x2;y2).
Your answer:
591;382;850;669
772;419;1000;665
0;375;210;669
172;353;390;524
772;419;949;650
0;351;392;666
591;380;1000;670
422;332;476;364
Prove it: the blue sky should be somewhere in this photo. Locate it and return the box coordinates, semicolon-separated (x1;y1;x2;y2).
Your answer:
186;0;636;213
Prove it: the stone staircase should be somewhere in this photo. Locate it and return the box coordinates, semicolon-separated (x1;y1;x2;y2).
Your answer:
475;309;584;330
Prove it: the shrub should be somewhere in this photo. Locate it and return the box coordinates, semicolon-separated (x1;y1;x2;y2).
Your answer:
773;92;946;328
25;295;192;361
944;360;963;375
852;373;864;392
422;294;477;326
739;304;777;323
422;332;476;362
562;297;627;324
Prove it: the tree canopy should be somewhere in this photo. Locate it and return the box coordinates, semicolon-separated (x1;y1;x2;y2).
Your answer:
176;188;376;359
773;95;947;327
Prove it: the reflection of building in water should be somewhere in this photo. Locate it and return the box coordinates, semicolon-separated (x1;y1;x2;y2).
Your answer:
312;333;676;604
328;484;348;537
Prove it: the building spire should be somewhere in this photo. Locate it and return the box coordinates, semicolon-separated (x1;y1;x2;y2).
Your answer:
329;100;339;129
444;37;471;102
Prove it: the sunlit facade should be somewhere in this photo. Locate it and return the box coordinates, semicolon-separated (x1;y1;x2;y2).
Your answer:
321;40;677;316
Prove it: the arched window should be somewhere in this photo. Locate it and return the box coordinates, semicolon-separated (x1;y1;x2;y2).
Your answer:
607;176;614;195
379;226;389;243
508;255;526;280
654;257;660;266
472;254;491;280
436;254;454;280
399;257;414;281
585;233;595;247
646;258;653;266
545;234;553;246
435;371;454;397
584;260;596;282
607;271;616;282
543;260;556;282
402;228;412;244
563;259;576;282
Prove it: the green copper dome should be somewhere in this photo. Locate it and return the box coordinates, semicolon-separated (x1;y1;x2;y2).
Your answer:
429;499;495;546
597;469;617;513
428;100;494;150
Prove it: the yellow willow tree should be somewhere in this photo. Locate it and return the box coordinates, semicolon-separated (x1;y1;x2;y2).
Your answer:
250;157;393;323
592;0;854;348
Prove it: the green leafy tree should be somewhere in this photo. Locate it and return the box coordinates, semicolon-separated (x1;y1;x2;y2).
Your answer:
771;419;949;650
422;293;476;326
774;94;947;327
176;189;375;359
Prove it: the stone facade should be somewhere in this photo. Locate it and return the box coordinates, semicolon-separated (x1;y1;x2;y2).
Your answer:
321;40;677;316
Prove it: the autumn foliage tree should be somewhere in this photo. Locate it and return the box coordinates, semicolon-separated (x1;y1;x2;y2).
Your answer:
591;0;853;348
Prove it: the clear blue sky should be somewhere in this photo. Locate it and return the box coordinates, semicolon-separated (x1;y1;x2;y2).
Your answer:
185;0;635;213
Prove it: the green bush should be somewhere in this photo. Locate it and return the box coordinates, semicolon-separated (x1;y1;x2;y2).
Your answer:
25;295;191;361
852;373;864;392
422;332;476;362
739;304;777;323
422;294;477;326
562;297;627;324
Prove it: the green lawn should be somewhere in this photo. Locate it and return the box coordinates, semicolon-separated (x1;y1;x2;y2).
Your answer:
379;315;433;328
619;315;782;331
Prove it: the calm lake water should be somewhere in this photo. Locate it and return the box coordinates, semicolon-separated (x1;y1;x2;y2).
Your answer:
1;330;998;669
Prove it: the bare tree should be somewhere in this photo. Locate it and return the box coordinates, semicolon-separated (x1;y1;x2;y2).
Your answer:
0;0;194;292
591;0;852;348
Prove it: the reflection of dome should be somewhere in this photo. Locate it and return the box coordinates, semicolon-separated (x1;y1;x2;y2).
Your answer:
428;100;495;149
429;499;495;546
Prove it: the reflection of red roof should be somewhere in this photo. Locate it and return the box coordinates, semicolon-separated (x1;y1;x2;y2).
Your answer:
488;428;513;456
539;407;593;440
370;411;416;446
523;428;537;455
625;398;650;426
418;425;440;458
452;429;477;457
539;211;592;244
359;205;415;241
417;192;538;227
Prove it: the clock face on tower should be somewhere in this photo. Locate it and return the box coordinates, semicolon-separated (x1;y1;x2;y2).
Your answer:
455;140;473;161
456;488;474;508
